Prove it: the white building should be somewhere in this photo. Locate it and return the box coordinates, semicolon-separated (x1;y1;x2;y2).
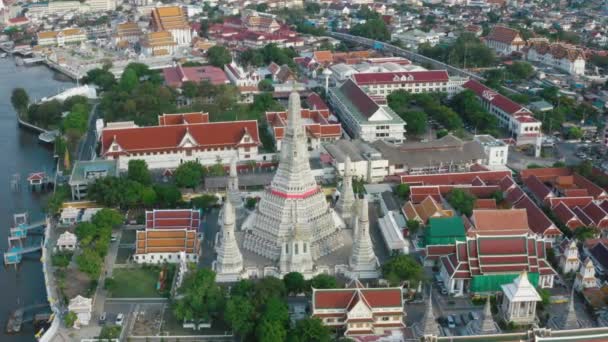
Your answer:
100;113;260;171
463;80;542;157
37;28;87;47
527;41;586;76
57;231;78;252
68;296;93;328
329;80;407;143
474;135;509;169
559;240;580;274
500;272;541;325
574;257;598;291
392;29;441;50
85;0;116;12
351;70;466;98
224;62;261;103
484;25;525;55
323;139;389;183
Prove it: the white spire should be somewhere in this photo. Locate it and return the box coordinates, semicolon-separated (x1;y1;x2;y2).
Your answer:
349;198;378;278
561;288;581;330
336;155;356;223
215;200;243;277
226;157;242;208
420;288;440;337
478;295;499;334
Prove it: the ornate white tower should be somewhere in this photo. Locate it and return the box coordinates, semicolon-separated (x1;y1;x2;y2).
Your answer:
279;210;314;274
349;198;379;279
226;157;243;208
214;200;244;282
416;289;440;339
574;257;598;291
243;91;343;274
336;155;356;223
559;240;580;274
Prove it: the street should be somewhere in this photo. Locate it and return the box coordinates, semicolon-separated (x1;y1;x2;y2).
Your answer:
76;102;99;162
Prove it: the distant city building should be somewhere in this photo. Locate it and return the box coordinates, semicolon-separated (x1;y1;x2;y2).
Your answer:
351;70;465;98
323;139;389;183
150;6;192;46
527;40;586;75
100;112;260;170
224;62;261;103
113;22;143;45
141;31;178;56
392;29;441;50
85;0;116;12
329;80;407;143
37;28;87;47
163;64;229;88
474;135;509;168
462;80;542;156
134;209;201;264
484;25;525;55
311;280;405;337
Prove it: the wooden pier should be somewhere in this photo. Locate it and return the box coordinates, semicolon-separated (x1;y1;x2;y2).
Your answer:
6;303;50;334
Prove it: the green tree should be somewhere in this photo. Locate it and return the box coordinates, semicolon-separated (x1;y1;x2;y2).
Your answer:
45;185;70;215
395;183;410;200
11;88;29;114
154;184;182;207
127;159;152;186
447;188;476;216
406;219;421;235
290;317;331;342
84;67;116;91
119;68;139;93
254;277;287;306
258;79;274;92
567;126;583;140
76;249;103;278
182;81;199;99
401;111;427;135
381;254;424;286
574;227;598;241
190;194;218;210
64;311;77;328
141;187;157;207
173;268;224;321
207;46;232;68
207;157;227;177
350;18;390;41
257;318;287;342
283;272;306;295
309;274;337;290
506;61;535;80
174;161;204;189
225;295;256;339
91;208;123;229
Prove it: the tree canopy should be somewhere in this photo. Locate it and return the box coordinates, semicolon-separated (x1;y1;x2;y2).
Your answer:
173;268;225;321
447;188;476;216
207;46;232;68
418;33;496;68
11;88;29;115
381;254;425;286
174;161;205;189
127;159;152;186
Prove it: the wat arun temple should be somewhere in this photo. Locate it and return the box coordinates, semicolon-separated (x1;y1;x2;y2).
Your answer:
213;92;379;282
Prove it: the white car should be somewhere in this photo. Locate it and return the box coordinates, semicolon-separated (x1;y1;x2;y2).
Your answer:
115;313;124;326
447;315;456;329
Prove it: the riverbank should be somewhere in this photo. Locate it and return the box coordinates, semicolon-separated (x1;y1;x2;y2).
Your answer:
0;56;74;342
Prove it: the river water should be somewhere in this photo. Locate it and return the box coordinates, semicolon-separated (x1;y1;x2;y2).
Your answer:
0;57;74;341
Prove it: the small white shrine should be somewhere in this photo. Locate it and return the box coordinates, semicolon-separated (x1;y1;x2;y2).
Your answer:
57;231;77;251
500;272;541;325
68;295;92;328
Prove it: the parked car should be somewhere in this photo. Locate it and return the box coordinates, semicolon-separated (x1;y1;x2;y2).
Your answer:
453;314;463;326
115;313;124;326
461;313;470;325
99;312;106;325
469;311;480;320
447;315;456;329
440;287;448;295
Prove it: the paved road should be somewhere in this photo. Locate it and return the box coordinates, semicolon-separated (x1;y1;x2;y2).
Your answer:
76;102;99;161
92;230;122;319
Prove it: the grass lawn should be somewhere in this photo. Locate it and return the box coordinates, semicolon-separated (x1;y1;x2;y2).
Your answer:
108;268;163;298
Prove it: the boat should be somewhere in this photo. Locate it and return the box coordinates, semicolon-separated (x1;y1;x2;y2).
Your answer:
38;130;59;144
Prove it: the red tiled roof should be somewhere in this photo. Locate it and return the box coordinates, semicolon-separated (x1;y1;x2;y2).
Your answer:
101;121;260;155
552;202;583;230
486;25;522;45
306;93;329;111
564;188;589;197
352;70;449;85
523;175;553;202
313;288;402;309
581;202;608;228
158;112;209;125
549;196;594;209
145;209;199;230
513;196;559;237
338;79;379;118
462;80;533;117
471;209;529;235
505;186;525;205
574;173;608;200
572;206;594;226
163;65;229;88
475;198;497;209
520;167;572;182
499;176;516;192
401;170;511;186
